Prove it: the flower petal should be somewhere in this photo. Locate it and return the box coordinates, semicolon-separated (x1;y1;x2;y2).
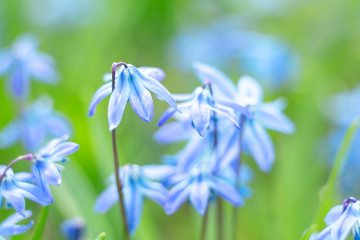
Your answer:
0;50;13;75
0;120;21;149
138;67;165;82
123;182;143;235
140;181;168;207
324;205;343;225
94;184;118;213
154;121;194;144
331;203;358;240
166;179;191;215
237;76;263;105
189;179;209;215
208;177;243;206
128;78;154;122
190;97;210;137
0;220;34;236
88;82;112;117
27;53;59;83
9;63;30;99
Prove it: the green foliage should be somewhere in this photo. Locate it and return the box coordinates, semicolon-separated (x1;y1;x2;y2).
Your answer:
95;232;106;240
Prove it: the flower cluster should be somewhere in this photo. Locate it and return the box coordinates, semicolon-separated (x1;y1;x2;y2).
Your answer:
91;61;294;235
0;136;79;237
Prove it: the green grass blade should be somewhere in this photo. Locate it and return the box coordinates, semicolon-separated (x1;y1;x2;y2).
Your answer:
32;206;49;240
95;232;106;240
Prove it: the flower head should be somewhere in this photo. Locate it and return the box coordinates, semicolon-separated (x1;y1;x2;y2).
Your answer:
316;197;360;240
0;166;52;216
60;216;86;240
94;164;168;234
0;34;58;99
88;63;178;130
0;210;33;237
32;135;79;200
0;96;72;151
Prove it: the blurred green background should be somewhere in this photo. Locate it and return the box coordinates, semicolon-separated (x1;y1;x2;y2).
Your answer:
1;0;360;239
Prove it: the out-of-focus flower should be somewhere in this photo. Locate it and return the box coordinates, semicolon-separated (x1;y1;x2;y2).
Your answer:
158;86;247;137
94;164;168;234
322;86;360;195
170;22;299;90
166;161;243;215
315;197;360;240
193;62;295;172
60;216;86;240
0;166;52;215
0;96;71;151
0;210;33;236
88;64;178;130
0;34;58;99
32;135;79;201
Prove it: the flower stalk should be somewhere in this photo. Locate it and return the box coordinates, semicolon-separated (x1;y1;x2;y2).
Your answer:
111;62;130;240
0;154;34;184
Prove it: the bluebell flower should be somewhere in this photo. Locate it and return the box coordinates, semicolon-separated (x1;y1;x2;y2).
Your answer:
94;164;168;234
60;216;86;240
193;62;295;172
158;86;250;137
88;64;178;130
166;161;243;215
0;166;52;215
0;96;72;151
170;21;300;89
315;197;360;240
32;135;79;201
0;34;58;99
0;210;33;237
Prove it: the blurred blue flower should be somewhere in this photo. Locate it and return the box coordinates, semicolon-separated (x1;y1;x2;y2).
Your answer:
60;216;86;240
0;96;72;151
166;161;243;215
0;166;52;216
170;21;300;89
316;198;360;240
32;135;79;201
94;164;168;234
322;86;360;195
0;34;58;99
0;210;33;237
88;64;178;130
158;86;247;137
193;62;295;172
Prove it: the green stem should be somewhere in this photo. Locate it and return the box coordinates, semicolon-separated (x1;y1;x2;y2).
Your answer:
32;206;49;240
200;207;210;240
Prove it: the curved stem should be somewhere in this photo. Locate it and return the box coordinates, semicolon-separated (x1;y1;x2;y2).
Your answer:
0;154;34;184
111;63;130;240
233;115;246;240
32;206;49;240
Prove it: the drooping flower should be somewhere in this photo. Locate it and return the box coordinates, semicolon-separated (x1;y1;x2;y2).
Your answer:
0;34;58;99
32;135;79;201
60;216;86;240
94;164;168;234
193;62;295;172
0;166;52;215
165;160;243;215
0;210;33;237
88;63;178;130
0;96;72;151
315;197;360;240
158;86;249;137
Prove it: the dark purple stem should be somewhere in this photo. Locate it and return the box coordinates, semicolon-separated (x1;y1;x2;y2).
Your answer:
111;62;130;240
0;154;34;184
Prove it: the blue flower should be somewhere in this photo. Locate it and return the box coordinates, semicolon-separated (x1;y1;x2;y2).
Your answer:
316;198;360;240
88;64;178;130
165;161;243;215
94;164;168;234
193;62;295;172
158;86;250;137
0;34;58;99
60;216;86;240
0;96;72;151
32;135;79;201
0;210;33;237
0;166;52;216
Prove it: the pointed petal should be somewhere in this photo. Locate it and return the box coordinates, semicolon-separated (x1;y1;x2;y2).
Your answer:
172;93;194;101
324;205;343;225
47;142;79;160
208;105;239;128
237;76;263;105
88;82;112;116
140;181;168;206
0;120;21;148
142;165;176;181
154;122;194;144
0;220;34;236
35;162;62;186
94;184;118;213
123;182;143;235
331;203;358;240
27;53;59;83
314;225;331;240
166;179;191;215
9;63;30;99
1;186;26;216
208;177;243;206
108;73;130;130
15;181;53;205
138;67;165;82
128;78;154;122
157;108;177;126
190;98;210;137
0;50;12;75
189;179;209;215
243;121;275;172
1;210;32;226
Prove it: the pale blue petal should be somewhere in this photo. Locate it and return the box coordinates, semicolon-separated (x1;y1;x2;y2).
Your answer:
88;82;112;116
47;142;79;160
324;205;343;225
166;179;191;215
123;183;143;235
208;177;243;206
142;165;176;181
128;78;154;122
154;122;194;143
190;98;210;137
315;225;331;240
138;67;165;82
43;113;71;137
172;93;194;101
0;50;13;75
27;53;58;83
189;180;209;215
1;186;26;215
1;210;32;226
38;135;69;155
208;105;239;128
157;108;177;127
94;184;118;213
237;76;263;105
0;120;21;148
140;181;168;207
243;121;274;172
9;63;30;98
16;181;53;205
331;203;358;240
108;73;130;130
0;214;33;237
35;162;62;185
192;61;236;99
